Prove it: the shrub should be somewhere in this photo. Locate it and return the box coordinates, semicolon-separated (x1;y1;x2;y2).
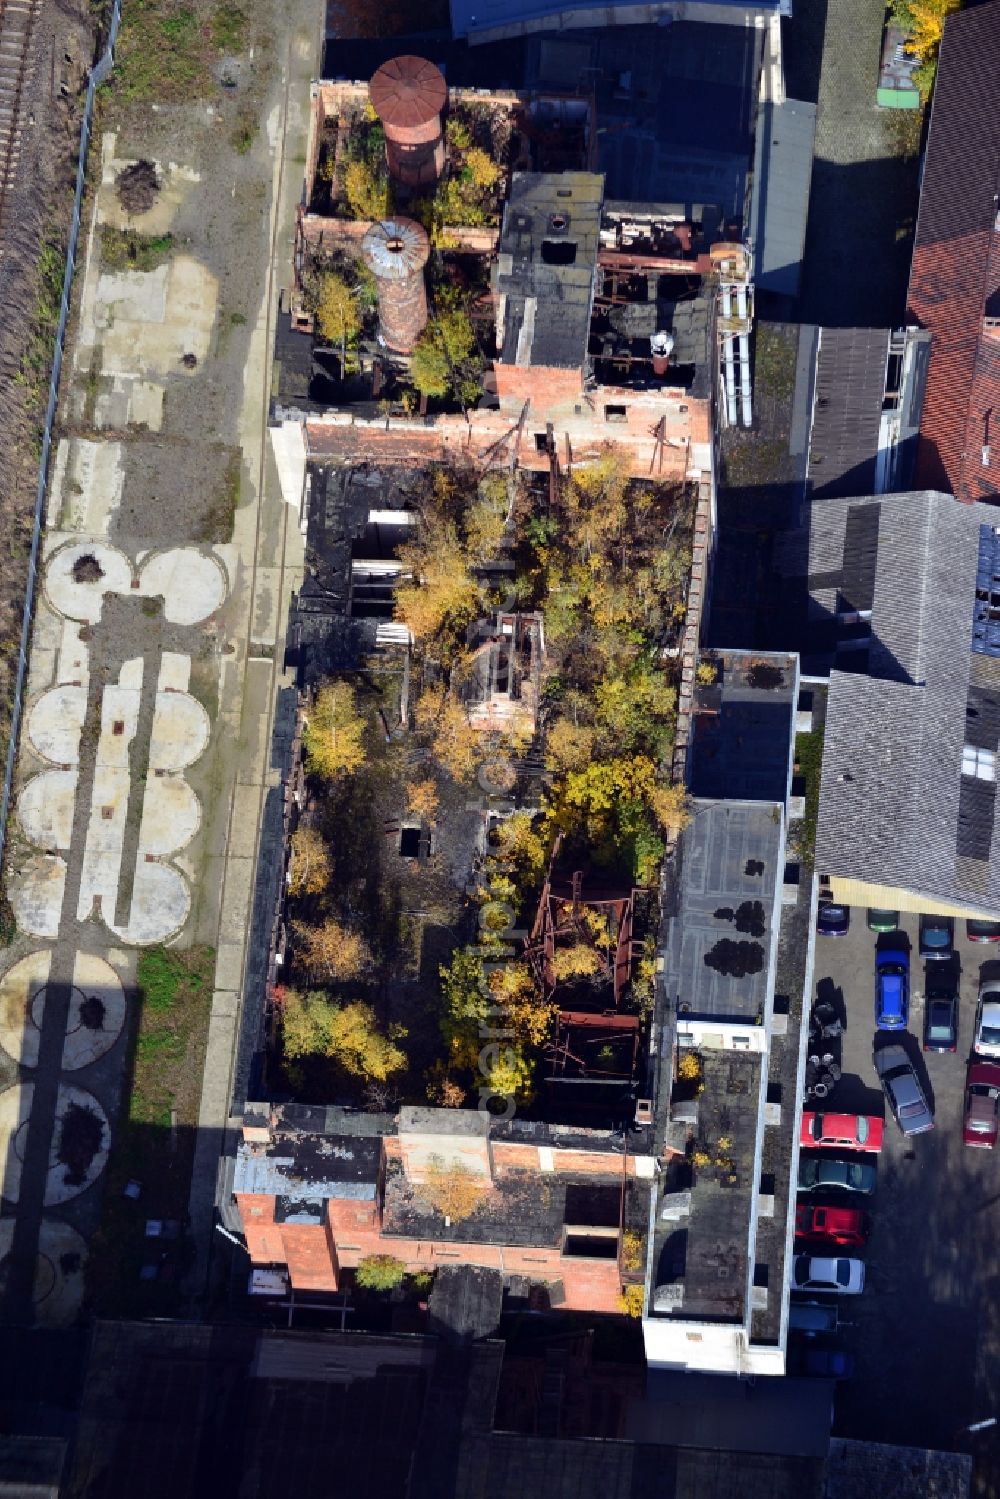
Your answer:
343;158;391;220
356;1254;406;1290
619;1284;645;1318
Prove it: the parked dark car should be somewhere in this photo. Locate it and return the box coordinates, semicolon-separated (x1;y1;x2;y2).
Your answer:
791;1346;855;1379
818;901;850;936
922;987;958;1053
867;908;899;933
875;948;909;1031
874;1043;935;1135
788;1301;839;1336
919;914;954;960
797;1155;877;1196
966;918;1000;943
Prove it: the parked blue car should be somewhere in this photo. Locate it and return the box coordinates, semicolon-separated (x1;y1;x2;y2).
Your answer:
875;948;910;1030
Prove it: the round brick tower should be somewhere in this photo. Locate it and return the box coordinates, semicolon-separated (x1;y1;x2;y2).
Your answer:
361;218;431;355
369;55;447;189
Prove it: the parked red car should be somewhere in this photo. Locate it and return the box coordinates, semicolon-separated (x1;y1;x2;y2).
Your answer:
795;1203;870;1247
963;1060;1000;1149
800;1111;884;1154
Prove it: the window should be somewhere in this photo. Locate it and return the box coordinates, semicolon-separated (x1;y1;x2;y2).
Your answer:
534;432;549;452
962;744;996;781
604;404;627;424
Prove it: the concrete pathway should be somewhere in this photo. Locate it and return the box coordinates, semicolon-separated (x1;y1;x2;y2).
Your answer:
183;9;319;1305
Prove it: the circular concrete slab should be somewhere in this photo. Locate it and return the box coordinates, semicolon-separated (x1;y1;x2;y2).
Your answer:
27;685;87;766
138;547;226;625
139;776;200;857
0;1082;33;1203
45;1084;110;1206
17;769;77;852
21;954;127;1072
44;541;132;623
149;690;210;771
109;860;190;946
0;1218;87;1328
0;950;52;1068
9;856;67;940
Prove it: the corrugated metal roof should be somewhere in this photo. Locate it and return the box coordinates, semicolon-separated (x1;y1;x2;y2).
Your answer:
749;98;816;297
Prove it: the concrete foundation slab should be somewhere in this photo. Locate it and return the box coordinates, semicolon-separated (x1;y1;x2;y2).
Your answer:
44;541;133;622
0;951;52;1068
138;547;227;624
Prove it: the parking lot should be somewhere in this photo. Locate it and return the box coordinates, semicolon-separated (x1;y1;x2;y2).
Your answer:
802;907;1000;1456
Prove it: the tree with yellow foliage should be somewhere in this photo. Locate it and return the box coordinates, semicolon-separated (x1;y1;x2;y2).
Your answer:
892;0;961;58
294;917;371;983
650;782;692;835
405;777;440;822
287;824;331;898
314;272;360;345
282;988;406;1079
422;1155;488;1222
551;943;602;982
395;516;479;644
414;683;482;783
487;962;556;1046
545;717;596;774
304;680;365;779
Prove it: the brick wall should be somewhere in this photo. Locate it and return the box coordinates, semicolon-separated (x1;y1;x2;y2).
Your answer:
234;1191;624;1312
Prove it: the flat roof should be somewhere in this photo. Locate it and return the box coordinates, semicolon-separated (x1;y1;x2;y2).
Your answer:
527;24;763;221
689;652;796;804
652;1048;762;1322
749;98;817;297
660;801;780;1022
496;172;603;370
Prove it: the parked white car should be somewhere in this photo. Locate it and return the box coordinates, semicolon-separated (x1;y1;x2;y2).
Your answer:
792;1255;865;1295
974;982;1000;1059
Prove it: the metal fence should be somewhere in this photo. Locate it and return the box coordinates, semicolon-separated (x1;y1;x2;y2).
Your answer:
0;0;123;870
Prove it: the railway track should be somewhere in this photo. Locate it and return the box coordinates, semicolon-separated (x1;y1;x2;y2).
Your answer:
0;0;40;241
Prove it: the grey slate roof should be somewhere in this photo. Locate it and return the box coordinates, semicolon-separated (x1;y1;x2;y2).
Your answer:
811;490;1000;913
495;172;602;370
806;328;889;499
749;98;817;297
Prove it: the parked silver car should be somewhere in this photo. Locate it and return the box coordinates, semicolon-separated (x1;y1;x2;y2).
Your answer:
874;1043;935;1135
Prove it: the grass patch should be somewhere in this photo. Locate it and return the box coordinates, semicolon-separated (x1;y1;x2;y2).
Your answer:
113;1;251;103
795;726;825;861
211;2;247;50
86;944;215;1316
231;108;257;155
16;231;65;400
100;226;174;272
196;448;242;542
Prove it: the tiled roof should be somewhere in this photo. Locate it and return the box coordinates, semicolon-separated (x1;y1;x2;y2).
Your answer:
813;490;1000;913
905;1;1000;505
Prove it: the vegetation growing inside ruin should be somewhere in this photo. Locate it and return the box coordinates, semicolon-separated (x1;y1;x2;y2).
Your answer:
276;452;695;1110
